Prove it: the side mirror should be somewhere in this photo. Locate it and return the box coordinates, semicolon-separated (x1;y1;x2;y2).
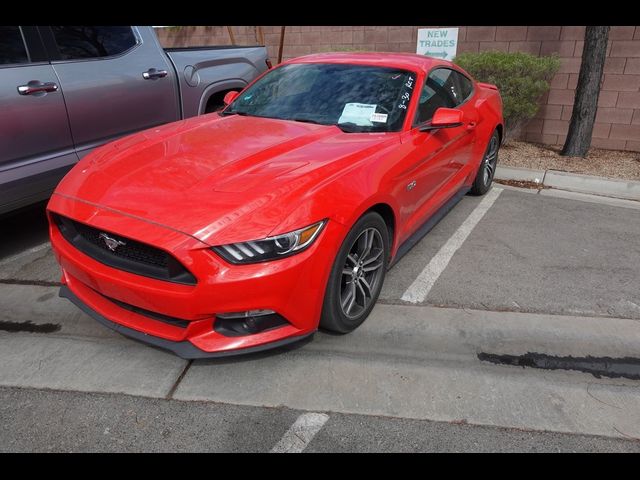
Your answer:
419;107;464;131
223;90;240;106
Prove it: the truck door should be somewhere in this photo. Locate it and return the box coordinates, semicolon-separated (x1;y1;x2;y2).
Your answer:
39;26;180;159
0;26;77;213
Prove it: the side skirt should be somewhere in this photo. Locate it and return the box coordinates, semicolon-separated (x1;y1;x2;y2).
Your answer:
389;186;470;268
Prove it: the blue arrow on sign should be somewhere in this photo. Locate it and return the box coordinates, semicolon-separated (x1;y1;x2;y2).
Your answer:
425;51;448;59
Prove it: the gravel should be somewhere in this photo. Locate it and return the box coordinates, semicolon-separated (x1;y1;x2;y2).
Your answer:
500;141;640;181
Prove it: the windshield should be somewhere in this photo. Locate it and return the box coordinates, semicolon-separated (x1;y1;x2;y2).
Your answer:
222;63;417;133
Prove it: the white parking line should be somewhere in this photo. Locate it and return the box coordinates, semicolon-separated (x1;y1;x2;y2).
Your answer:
270;412;329;453
0;241;50;267
401;187;503;304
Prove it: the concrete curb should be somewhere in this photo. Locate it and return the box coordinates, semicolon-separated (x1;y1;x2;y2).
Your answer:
494;165;546;184
174;304;640;441
495;166;640;201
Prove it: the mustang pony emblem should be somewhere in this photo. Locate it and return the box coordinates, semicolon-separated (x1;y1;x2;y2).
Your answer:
99;232;126;251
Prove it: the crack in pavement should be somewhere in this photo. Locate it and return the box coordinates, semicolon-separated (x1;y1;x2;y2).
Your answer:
0;320;61;334
0;279;62;287
478;352;640;381
166;360;193;400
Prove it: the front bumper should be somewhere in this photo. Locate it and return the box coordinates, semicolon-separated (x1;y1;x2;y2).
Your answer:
48;194;344;358
59;285;313;359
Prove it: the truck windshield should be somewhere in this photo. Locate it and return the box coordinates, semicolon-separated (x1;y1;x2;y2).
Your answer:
222;63;417;132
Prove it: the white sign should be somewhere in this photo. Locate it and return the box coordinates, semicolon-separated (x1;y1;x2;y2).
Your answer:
416;28;459;60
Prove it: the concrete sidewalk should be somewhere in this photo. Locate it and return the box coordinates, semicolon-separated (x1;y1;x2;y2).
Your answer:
1;287;639;441
174;304;640;440
495;165;640;201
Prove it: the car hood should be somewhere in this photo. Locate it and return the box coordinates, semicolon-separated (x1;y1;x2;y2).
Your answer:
55;114;395;245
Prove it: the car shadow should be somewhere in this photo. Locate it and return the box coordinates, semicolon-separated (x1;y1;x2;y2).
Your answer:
0;201;50;262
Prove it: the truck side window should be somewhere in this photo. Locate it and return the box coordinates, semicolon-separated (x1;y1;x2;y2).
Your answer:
51;26;138;60
0;26;29;65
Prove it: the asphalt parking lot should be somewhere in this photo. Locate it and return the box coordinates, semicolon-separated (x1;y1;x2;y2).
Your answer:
382;187;640;319
1;186;640;451
2;386;638;453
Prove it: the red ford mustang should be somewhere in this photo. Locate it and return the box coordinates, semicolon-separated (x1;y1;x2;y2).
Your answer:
48;53;503;358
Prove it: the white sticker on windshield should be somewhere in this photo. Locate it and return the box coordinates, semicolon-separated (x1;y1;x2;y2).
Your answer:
370;113;388;123
338;103;377;126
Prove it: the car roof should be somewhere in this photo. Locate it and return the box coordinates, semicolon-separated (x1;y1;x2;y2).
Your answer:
285;52;453;74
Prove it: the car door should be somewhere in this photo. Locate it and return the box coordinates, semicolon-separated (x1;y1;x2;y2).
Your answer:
445;69;478;174
0;26;78;214
395;68;470;237
39;26;180;159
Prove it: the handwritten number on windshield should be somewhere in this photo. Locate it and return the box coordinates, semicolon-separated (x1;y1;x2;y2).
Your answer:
398;74;415;111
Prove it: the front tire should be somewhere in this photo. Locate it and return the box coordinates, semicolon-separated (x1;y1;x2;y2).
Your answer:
469;129;500;196
320;212;389;334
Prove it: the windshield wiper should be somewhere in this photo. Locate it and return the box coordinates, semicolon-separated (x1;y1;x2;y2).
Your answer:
289;117;324;125
336;122;365;133
336;122;389;133
220;110;250;117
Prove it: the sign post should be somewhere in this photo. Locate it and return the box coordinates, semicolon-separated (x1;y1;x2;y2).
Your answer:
416;28;459;60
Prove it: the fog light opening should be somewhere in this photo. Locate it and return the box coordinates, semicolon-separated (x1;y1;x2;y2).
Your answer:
216;309;275;320
214;310;289;337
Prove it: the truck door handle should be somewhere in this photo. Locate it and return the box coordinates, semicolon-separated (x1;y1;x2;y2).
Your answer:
143;68;168;80
18;81;59;96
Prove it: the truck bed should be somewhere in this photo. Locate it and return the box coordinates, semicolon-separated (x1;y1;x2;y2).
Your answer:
164;45;263;52
164;45;269;118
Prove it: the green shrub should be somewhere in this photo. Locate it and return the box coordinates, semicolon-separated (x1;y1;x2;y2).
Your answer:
454;51;561;141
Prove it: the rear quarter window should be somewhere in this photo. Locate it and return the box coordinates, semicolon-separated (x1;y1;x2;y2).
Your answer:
455;71;474;102
0;26;29;65
51;26;138;60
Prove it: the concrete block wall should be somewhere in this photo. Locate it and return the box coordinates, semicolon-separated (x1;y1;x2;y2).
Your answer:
157;26;640;152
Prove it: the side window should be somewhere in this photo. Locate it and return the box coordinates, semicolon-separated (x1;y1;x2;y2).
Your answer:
414;68;458;125
431;69;460;104
453;71;474;103
0;26;29;65
51;26;138;60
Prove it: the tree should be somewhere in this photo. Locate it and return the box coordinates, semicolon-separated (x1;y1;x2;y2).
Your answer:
561;26;610;157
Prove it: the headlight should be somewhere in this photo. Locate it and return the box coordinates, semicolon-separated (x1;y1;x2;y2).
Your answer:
212;220;326;264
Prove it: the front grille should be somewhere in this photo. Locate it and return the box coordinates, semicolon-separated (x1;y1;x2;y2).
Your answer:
73;221;169;269
52;213;197;285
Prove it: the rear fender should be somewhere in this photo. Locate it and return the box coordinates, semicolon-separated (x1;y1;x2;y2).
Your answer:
198;78;248;115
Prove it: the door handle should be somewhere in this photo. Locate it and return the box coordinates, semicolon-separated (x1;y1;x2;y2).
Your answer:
466;121;477;131
142;68;168;80
17;81;59;96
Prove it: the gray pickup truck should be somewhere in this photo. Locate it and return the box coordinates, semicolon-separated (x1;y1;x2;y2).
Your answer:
0;26;270;214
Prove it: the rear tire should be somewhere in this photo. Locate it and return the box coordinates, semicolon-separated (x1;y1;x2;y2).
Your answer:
320;212;389;334
469;129;500;196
